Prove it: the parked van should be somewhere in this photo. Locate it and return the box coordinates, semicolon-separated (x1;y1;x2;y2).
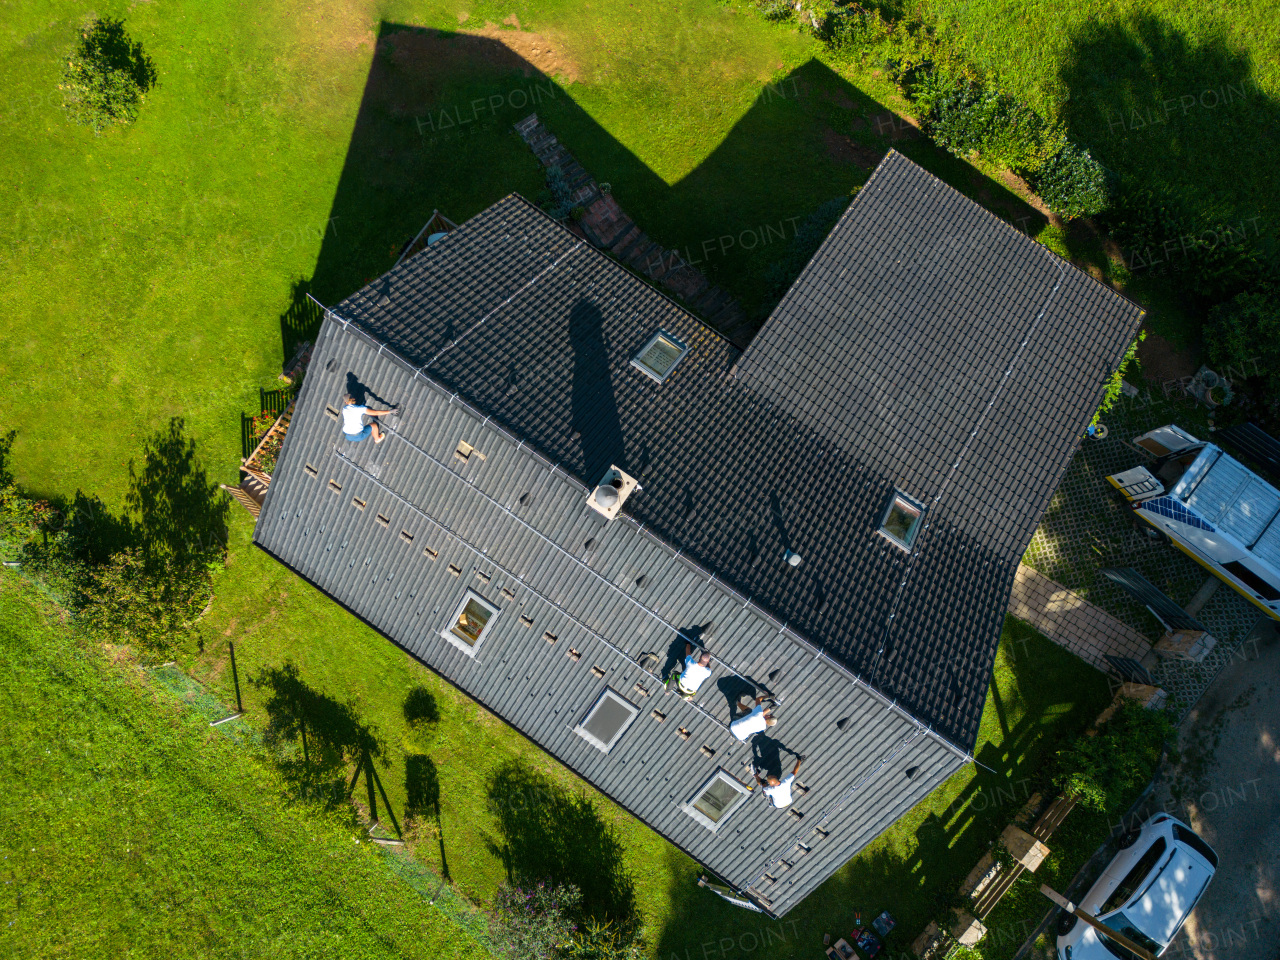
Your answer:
1107;425;1280;620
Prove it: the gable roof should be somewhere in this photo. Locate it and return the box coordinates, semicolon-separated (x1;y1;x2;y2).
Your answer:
255;150;1142;914
255;316;965;917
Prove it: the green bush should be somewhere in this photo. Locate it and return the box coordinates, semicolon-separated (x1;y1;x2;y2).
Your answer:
493;881;582;960
927;79;1065;175
1103;189;1262;299
1092;332;1145;428
753;0;796;23
1051;700;1172;812
810;2;891;48
1205;288;1280;394
59;17;157;132
10;418;226;659
562;918;644;960
77;547;213;660
0;431;36;553
1033;142;1111;219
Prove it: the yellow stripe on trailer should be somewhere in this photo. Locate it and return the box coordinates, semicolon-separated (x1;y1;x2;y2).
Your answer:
1130;509;1279;620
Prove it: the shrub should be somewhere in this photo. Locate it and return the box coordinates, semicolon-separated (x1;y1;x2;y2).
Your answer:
493;881;582;960
1103;189;1262;299
1092;331;1145;428
1204;288;1280;395
59;17;157;132
927;79;1065;175
753;0;796;23
1051;700;1172;812
812;3;890;49
77;547;213;660
562;918;644;960
1033;142;1111;219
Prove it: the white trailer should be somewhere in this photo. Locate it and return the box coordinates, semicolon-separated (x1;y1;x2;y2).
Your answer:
1108;425;1280;620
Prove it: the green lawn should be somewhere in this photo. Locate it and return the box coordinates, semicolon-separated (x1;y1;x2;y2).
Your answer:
0;0;1188;954
0;575;488;960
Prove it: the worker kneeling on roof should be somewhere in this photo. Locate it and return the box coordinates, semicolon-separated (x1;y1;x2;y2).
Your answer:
341;393;395;444
758;756;804;808
730;694;777;741
666;642;712;699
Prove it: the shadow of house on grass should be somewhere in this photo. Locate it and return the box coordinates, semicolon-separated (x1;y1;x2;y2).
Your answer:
485;759;637;929
281;21;1057;367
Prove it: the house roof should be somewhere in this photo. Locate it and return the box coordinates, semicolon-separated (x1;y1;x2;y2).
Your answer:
254;150;1142;914
255;317;965;917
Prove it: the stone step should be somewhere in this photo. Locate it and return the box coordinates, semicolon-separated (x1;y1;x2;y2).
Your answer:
607;223;644;255
513;113;541;137
692;285;729;313
665;266;711;303
613;227;651;262
626;239;665;271
645;247;678;281
708;298;745;326
527;129;557;149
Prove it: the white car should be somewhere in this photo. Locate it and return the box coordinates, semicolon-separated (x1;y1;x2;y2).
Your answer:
1056;813;1217;959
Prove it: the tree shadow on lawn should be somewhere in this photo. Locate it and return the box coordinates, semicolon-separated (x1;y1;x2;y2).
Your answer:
19;418;228;573
283;22;1057;363
484;759;637;928
250;660;385;808
1056;14;1280;274
405;753;451;879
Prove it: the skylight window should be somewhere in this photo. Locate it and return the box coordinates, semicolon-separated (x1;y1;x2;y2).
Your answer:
441;589;500;656
573;688;640;753
682;769;752;831
879;490;925;551
630;331;689;383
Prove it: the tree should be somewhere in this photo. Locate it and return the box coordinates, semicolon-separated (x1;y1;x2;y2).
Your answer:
1205;288;1280;395
60;17;157;131
77;547;211;660
1051;701;1171;812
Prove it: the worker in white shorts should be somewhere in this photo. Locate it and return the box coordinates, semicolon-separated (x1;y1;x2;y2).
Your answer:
665;643;712;699
757;755;804;808
730;694;777;741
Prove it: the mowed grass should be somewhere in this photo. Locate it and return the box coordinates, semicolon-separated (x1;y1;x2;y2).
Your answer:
191;517;1113;958
0;575;488;960
912;0;1280;346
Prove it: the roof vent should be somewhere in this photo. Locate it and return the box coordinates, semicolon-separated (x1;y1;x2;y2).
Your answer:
784;550;803;567
586;465;640;520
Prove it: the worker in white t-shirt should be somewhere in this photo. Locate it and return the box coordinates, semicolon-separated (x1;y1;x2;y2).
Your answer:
666;643;712;699
340;393;396;444
729;694;777;741
758;755;804;808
